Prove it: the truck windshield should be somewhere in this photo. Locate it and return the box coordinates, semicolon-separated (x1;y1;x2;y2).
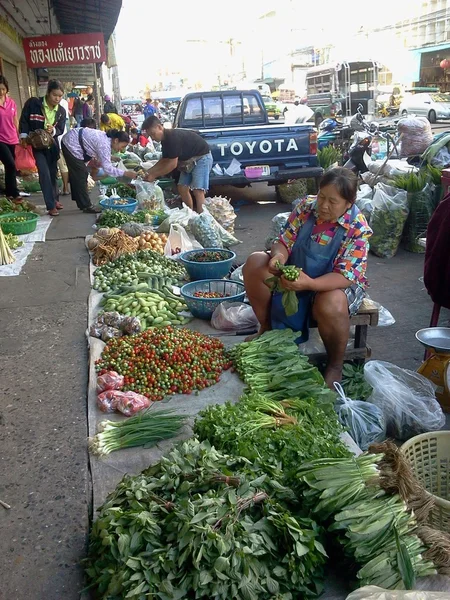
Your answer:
182;94;264;125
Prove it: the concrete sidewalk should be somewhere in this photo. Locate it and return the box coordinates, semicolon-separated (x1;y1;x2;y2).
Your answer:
0;183;448;599
0;196;95;599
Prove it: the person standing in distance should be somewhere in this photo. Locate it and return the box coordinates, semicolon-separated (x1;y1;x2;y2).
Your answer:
142;115;213;213
19;80;66;216
0;75;22;204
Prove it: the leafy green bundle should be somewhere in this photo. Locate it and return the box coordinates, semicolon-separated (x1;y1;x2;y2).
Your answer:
194;391;349;488
265;261;301;316
85;439;328;600
298;455;436;589
228;329;336;404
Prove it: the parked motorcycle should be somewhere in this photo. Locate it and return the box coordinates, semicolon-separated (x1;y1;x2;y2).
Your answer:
317;117;353;154
343;105;401;175
343;106;375;175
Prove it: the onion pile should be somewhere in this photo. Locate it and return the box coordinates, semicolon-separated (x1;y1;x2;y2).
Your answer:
138;231;167;254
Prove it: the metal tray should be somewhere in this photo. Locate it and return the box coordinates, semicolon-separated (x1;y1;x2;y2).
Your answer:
416;327;450;352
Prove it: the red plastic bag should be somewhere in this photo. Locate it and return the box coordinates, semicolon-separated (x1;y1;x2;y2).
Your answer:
96;371;124;393
15;144;36;172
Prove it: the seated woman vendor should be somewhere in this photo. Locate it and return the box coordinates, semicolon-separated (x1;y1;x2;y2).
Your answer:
243;167;372;389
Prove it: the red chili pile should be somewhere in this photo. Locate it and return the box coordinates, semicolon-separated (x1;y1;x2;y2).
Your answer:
95;326;232;401
193;291;228;299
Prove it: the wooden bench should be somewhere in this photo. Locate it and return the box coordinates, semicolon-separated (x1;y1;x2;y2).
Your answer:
308;298;379;365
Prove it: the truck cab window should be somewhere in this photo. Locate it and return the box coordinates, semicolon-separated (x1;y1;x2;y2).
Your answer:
203;97;222;120
185;98;202;121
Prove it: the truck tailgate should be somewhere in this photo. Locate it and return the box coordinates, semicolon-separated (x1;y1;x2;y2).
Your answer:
199;124;318;170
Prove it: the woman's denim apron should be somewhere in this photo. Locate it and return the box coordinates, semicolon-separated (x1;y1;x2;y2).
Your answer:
271;205;358;343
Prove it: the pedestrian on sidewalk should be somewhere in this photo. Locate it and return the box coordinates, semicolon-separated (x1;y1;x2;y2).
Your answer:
19;80;67;216
61;128;136;213
0;75;22;204
58;96;70;196
72;96;84;127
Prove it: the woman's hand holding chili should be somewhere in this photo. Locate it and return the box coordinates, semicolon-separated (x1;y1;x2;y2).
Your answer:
280;270;314;292
268;253;285;275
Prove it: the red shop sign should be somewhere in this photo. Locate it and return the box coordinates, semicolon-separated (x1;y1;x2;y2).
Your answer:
23;33;106;68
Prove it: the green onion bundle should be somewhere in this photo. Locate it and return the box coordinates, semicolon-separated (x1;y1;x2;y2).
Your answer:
298;455;436;589
89;409;186;456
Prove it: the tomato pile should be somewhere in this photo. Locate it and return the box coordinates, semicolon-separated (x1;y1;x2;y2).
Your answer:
95;326;232;401
193;291;228;298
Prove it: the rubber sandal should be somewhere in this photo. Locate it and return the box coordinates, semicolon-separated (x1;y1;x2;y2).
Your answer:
83;206;101;214
55;201;64;210
48;209;59;216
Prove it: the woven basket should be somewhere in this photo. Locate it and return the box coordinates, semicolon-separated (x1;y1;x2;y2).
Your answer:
401;431;450;532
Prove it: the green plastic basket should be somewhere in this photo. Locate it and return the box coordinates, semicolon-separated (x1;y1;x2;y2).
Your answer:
0;212;39;235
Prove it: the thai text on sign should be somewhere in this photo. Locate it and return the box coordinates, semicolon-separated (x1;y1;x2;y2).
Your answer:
23;33;106;68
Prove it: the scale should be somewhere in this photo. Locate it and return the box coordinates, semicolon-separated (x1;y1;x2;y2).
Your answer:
416;327;450;411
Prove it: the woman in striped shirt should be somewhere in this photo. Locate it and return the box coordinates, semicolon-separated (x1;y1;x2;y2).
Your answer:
243;167;372;389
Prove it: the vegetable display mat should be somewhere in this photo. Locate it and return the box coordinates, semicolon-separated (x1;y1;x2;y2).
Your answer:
87;255;246;510
86;248;360;510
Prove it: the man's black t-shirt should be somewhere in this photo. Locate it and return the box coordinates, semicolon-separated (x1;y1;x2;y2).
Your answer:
161;129;209;161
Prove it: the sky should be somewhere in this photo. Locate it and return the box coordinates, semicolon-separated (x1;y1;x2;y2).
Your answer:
114;0;426;96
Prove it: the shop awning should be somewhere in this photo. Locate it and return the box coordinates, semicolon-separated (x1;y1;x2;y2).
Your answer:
410;43;450;55
51;0;122;41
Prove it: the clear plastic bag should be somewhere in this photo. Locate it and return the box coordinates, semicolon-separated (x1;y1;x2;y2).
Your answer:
264;212;291;249
190;212;223;248
402;183;435;253
202;208;240;247
97;390;118;413
211;302;258;331
346;586;450;600
157;204;197;233
114;391;151;416
204;196;237;233
369;183;409;259
334;383;386;451
134;180;165;211
96;389;151;415
164;223;202;257
364;360;445;440
96;371;124;393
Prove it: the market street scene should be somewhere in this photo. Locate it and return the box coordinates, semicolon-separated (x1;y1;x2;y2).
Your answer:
2;1;450;599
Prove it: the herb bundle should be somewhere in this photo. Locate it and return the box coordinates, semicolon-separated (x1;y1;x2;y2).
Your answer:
85;439;328;600
194;391;349;488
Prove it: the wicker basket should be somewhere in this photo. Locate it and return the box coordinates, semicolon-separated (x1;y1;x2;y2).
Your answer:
401;431;450;532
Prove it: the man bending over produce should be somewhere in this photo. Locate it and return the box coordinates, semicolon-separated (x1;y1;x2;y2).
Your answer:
142;116;213;213
243;167;372;389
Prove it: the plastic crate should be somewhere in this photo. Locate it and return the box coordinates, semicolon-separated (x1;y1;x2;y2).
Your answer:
180;279;245;320
0;211;38;235
180;248;236;281
401;431;450;533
